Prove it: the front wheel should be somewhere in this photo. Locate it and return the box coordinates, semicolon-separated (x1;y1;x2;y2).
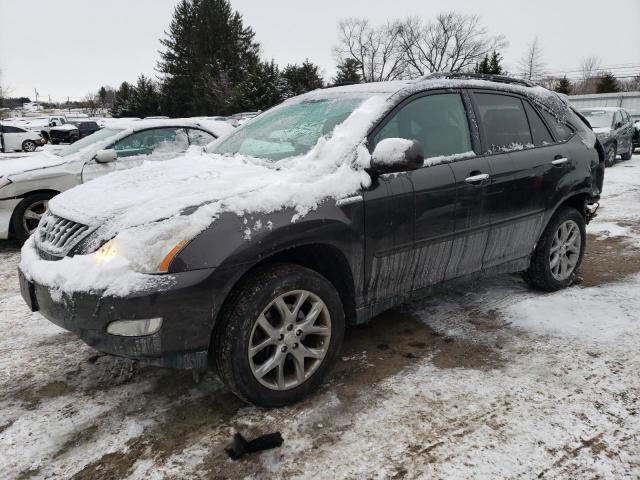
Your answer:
621;145;633;161
22;140;37;152
605;144;617;167
213;264;345;407
523;207;586;292
11;193;54;242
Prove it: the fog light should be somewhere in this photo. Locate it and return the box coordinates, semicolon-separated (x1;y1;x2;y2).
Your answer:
107;318;163;337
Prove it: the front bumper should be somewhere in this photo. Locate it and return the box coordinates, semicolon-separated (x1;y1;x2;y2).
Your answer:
18;267;221;369
0;198;21;239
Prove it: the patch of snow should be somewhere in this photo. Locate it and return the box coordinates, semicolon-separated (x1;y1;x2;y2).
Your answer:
371;138;416;166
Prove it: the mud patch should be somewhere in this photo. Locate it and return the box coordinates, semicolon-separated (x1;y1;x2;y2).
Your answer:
54;424;100;458
579;234;640;287
15;381;76;409
327;308;504;402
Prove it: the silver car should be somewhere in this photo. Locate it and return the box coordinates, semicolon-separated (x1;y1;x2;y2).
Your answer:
0;119;234;240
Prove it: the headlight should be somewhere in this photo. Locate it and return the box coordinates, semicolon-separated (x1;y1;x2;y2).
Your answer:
94;238;188;273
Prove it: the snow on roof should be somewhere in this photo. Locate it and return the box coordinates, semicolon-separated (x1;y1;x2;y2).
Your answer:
578;107;620;112
106;118;234;138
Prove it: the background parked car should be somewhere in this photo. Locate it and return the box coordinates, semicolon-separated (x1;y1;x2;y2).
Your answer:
579;107;635;166
0;123;46;152
633;120;640;152
49;124;80;144
0;119;234;240
69;120;101;139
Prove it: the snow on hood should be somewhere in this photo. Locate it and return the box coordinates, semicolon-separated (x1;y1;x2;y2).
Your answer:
593;127;612;134
51;124;78;131
21;96;390;295
0;151;67;180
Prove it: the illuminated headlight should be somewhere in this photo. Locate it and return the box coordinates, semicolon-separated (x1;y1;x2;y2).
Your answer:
107;318;163;337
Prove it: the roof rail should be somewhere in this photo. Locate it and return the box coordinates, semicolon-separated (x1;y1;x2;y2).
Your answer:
422;72;536;88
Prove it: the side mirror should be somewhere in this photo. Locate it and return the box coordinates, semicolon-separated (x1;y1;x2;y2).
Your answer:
370;138;424;174
94;149;117;163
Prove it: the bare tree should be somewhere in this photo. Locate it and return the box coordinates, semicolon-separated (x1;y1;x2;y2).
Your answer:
396;13;506;76
576;55;602;94
518;37;546;82
333;18;407;82
81;92;100;116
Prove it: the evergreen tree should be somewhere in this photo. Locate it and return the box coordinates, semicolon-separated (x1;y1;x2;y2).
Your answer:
111;81;133;117
333;58;361;85
555;76;573;95
596;72;620;93
475;51;503;75
230;60;286;112
282;60;324;97
128;75;161;118
157;0;260;116
98;86;108;108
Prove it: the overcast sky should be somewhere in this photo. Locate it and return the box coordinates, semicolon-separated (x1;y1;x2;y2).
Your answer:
1;0;639;101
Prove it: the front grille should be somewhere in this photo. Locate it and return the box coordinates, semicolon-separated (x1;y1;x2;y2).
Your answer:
35;212;92;258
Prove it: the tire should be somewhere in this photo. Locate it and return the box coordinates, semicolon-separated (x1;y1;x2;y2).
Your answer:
621;146;633;161
523;206;586;292
11;192;54;242
604;144;616;167
52;140;60;145
213;263;345;407
22;140;37;152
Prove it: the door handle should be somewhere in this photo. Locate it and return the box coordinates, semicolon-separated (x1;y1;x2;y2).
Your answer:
465;173;490;185
551;157;569;166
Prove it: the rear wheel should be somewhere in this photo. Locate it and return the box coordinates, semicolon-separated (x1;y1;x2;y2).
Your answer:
22;140;37;152
523;207;586;292
213;264;344;407
12;192;54;242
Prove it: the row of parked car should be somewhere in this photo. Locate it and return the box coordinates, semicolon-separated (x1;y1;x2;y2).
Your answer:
0;115;102;152
578;107;639;167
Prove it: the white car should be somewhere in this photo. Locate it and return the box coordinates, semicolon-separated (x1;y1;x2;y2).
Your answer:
0;124;46;153
0;119;234;240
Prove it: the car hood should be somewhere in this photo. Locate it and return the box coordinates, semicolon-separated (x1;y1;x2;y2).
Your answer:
0;151;68;180
593;127;612;135
48;147;371;234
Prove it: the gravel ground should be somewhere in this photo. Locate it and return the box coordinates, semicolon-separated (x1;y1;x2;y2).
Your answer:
0;154;639;479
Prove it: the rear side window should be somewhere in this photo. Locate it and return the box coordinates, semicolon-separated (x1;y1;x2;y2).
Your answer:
188;129;216;146
523;102;553;146
474;93;532;152
540;110;574;142
373;93;472;159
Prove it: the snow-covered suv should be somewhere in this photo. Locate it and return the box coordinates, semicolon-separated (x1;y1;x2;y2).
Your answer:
0;119;233;240
19;74;604;407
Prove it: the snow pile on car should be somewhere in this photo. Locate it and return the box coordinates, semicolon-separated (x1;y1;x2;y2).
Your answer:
20;96;390;296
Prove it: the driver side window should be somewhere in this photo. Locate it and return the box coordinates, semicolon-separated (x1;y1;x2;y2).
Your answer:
373;93;472;159
114;128;189;158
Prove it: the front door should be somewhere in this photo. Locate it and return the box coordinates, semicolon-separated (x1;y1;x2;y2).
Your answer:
81;127;190;183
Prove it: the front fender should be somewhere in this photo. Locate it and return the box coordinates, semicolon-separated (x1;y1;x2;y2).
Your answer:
170;200;363;275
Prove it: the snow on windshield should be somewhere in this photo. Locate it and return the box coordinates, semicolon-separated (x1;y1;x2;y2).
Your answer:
581;110;614;129
20;96;391;296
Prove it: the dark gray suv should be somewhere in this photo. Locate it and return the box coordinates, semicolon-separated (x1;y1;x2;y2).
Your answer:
580;107;635;166
19;74;605;407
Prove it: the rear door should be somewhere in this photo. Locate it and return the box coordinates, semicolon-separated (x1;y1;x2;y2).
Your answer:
470;92;561;268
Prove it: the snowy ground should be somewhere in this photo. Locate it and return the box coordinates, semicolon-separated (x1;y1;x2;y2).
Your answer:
1;154;639;479
0;143;65;160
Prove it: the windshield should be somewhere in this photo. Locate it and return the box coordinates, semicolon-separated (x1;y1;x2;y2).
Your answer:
581;110;614;129
55;128;125;157
209;96;369;160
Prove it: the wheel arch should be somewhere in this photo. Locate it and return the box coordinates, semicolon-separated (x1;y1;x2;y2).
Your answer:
8;189;60;235
215;243;358;333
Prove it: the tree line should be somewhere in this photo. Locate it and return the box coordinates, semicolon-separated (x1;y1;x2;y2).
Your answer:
4;1;637;118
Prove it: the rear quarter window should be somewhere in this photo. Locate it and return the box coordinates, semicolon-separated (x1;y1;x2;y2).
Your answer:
539;109;574;142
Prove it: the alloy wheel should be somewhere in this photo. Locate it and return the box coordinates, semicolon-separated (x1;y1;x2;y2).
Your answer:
248;290;331;391
22;199;48;236
549;220;581;281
